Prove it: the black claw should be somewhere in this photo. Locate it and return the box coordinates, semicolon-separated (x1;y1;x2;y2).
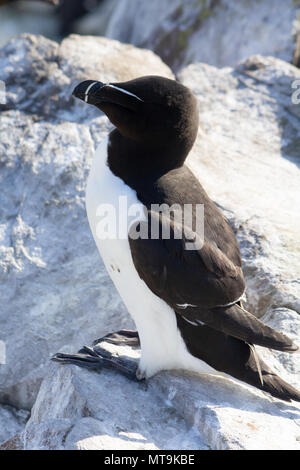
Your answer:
52;352;105;370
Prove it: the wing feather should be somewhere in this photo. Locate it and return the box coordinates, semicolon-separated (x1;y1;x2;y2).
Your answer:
129;211;298;353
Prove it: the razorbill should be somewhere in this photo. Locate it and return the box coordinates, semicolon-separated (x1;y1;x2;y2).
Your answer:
53;76;300;402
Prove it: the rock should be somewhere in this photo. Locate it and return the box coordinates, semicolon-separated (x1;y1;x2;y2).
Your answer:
23;338;300;450
77;0;300;71
0;433;24;450
179;55;300;321
0;2;59;47
0;33;174;410
177;57;300;448
257;309;300;390
0;404;29;446
1;1;299;71
23;341;207;450
293;12;300;67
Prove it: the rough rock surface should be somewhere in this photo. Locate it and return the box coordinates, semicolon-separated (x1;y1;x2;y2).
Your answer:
0;33;173;411
77;0;300;71
180;55;300;320
1;34;300;449
23;343;208;450
23;338;300;450
0;404;29;446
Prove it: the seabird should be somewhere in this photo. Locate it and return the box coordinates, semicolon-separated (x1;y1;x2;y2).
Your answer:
53;76;300;402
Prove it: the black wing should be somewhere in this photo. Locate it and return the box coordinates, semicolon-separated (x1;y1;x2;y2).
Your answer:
129;211;297;352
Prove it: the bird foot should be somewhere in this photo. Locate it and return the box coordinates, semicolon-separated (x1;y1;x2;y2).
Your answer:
52;330;142;383
93;329;140;347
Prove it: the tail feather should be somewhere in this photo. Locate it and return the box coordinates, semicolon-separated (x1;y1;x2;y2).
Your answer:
244;345;300;402
175;314;300;402
207;304;298;353
248;344;263;386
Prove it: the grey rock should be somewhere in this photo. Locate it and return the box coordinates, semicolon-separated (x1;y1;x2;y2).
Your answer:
257;308;300;390
23;346;208;450
77;0;300;71
0;404;29;446
24;338;300;450
0;33;174;411
0;433;24;450
178;55;300;322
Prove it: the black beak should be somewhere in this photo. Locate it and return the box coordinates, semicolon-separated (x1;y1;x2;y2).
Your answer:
72;79;143;112
72;80;105;104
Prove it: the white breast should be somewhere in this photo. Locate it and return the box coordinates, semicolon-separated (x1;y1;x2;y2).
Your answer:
85;137;220;379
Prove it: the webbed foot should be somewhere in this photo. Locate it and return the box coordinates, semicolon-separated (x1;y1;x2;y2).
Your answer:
93;329;140;347
52;330;142;383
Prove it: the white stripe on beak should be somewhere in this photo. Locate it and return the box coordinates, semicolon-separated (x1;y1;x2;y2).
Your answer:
84;81;98;103
105;84;144;102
